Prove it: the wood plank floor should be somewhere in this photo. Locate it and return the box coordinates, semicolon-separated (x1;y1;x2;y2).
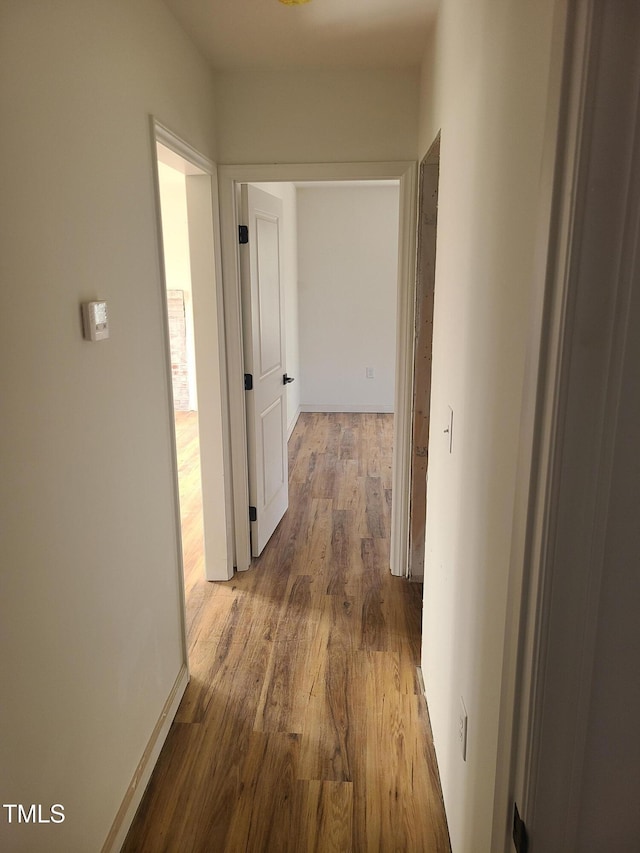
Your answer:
123;412;450;852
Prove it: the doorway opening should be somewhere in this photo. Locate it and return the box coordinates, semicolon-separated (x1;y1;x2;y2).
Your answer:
408;135;441;581
153;123;234;663
236;178;402;561
219;162;417;576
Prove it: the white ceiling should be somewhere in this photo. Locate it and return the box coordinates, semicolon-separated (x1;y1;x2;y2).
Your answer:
162;0;438;70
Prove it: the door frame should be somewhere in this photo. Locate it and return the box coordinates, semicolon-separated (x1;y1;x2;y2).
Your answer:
218;161;418;573
152;119;235;583
408;135;440;581
504;0;640;847
489;0;638;846
488;0;576;842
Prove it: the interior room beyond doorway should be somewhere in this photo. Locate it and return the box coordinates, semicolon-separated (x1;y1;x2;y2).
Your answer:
251;179;401;443
157;154;207;610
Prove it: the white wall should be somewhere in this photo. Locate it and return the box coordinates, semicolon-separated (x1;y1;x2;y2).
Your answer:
296;184;399;412
0;2;217;850
214;68;419;164
417;1;557;850
251;183;300;435
158;161;198;410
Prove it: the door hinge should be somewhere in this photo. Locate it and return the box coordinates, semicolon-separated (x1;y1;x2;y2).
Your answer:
513;804;529;853
244;373;253;391
238;225;249;244
249;506;257;522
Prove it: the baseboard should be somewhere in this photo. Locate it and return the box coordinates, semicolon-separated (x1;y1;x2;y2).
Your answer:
101;663;189;853
300;403;394;414
287;406;301;440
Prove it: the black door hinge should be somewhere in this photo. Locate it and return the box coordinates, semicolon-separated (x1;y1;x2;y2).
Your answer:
244;373;253;391
513;804;529;853
249;506;257;522
239;225;249;244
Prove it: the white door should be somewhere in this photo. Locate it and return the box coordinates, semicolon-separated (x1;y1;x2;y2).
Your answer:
239;184;290;557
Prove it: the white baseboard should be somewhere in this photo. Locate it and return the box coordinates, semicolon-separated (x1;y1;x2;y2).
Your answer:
287;406;301;440
300;403;394;414
101;664;189;853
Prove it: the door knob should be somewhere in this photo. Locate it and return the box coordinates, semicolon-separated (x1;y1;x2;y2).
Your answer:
283;374;295;384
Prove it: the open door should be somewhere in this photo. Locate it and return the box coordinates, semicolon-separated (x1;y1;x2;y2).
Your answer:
240;184;290;557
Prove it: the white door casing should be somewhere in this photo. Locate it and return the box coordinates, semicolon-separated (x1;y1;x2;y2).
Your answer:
240;184;289;556
153;120;235;588
218;162;417;574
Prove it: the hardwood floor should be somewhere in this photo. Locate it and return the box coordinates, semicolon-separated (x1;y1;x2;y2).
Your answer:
123;412;450;852
172;411;207;625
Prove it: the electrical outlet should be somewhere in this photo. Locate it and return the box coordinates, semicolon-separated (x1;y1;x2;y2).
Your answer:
366;367;375;379
459;697;468;761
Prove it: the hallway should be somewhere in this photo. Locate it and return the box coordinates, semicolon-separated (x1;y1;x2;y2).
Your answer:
123;413;450;851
